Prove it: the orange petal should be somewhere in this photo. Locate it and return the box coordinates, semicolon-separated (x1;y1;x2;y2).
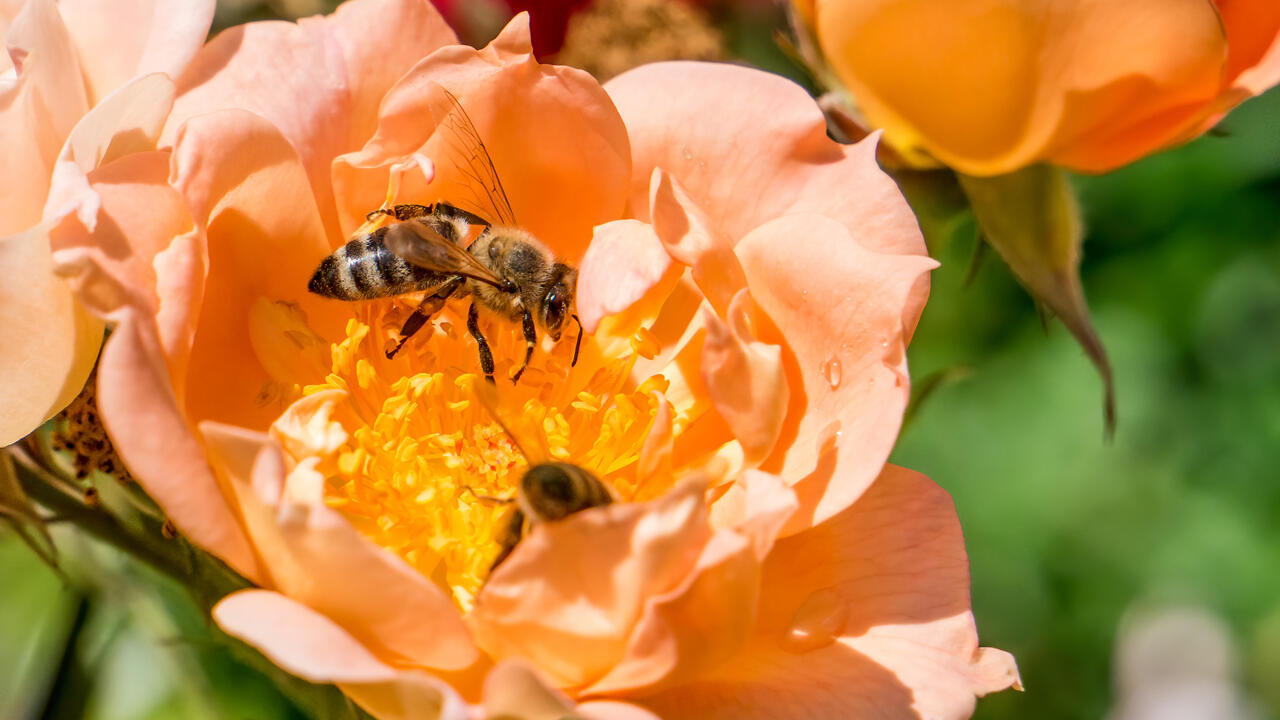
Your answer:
55;0;212;105
581;530;757;696
1218;0;1280;94
45;72;176;229
332;13;631;257
606;62;928;259
577;219;675;334
634;391;674;502
202;424;480;672
269;388;351;463
482;662;661;720
164;0;455;239
167;109;345;431
707;470;799;561
482;662;578;719
816;0;1228;174
642;465;1019;719
470;479;713;690
577;701;663;720
700;291;788;467
214;590;470;720
322;0;457;149
584;473;797;697
649;169;746;317
46;150;263;579
0;224;102;445
736;213;936;534
0;0;88;235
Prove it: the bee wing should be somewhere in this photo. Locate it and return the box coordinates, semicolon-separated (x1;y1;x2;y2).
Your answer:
472;380;552;465
383;219;508;289
426;84;518;228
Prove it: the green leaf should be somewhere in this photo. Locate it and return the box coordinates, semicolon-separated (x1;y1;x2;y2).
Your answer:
957;165;1115;437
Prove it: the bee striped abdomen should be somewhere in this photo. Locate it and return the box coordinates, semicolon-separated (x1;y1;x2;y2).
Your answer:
308;230;448;300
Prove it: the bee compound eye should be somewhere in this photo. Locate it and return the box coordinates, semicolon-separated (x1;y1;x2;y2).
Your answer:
488;240;502;261
543;287;567;331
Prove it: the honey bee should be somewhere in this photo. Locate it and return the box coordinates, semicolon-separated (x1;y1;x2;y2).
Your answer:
470;381;614;574
307;85;582;383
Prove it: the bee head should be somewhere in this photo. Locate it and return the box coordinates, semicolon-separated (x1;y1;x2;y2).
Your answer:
539;264;577;341
520;462;606;522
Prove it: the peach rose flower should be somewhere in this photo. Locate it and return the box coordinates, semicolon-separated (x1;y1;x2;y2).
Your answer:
795;0;1280;175
49;2;1018;716
0;0;214;444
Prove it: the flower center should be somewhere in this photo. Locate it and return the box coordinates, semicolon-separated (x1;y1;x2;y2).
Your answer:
291;300;672;609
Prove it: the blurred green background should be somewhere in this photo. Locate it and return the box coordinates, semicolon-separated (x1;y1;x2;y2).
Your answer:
894;82;1280;720
3;1;1278;718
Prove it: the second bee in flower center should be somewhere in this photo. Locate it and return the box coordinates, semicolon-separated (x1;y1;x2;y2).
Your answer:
277;300;671;610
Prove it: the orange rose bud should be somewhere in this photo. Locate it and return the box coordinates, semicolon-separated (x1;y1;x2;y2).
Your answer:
804;0;1280;175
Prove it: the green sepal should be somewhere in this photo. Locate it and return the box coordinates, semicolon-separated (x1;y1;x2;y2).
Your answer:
957;165;1116;438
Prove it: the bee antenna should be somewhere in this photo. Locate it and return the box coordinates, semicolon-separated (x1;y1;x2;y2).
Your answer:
571;314;583;367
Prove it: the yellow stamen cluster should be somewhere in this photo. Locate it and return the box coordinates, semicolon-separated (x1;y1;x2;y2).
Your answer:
301;302;671;608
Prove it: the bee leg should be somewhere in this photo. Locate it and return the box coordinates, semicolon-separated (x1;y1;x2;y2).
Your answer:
461;486;513;505
512;308;537;384
386;279;462;359
386;309;430;359
433;203;491;230
488;509;526;575
467;301;496;384
367;204;434;222
570;314;584;367
386;296;442;360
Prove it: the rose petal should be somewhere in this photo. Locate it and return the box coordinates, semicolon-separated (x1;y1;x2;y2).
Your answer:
1219;0;1280;94
735;213;936;533
634;391;674;502
215;590;470;720
700;291;788;467
44;72;176;229
470;479;713;690
55;0;212;105
606;62;928;259
583;473;797;697
482;661;578;720
0;223;103;445
577;218;679;336
649;169;746;317
816;0;1227;174
47;149;263;578
326;0;458;151
269;388;350;462
216;589;418;683
201;424;480;671
167;109;345;430
164;0;455;239
105;315;264;576
332;13;631;257
482;662;662;720
578;701;664;720
0;0;88;235
707;470;799;562
641;465;1019;719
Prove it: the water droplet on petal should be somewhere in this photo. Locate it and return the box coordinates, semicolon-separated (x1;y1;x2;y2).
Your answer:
681;146;694;162
820;356;842;389
781;588;848;654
